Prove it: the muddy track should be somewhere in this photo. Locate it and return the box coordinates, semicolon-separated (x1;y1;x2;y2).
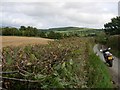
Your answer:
93;44;120;88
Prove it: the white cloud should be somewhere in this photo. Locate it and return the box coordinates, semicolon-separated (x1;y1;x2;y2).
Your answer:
1;0;120;2
1;12;43;28
1;1;118;28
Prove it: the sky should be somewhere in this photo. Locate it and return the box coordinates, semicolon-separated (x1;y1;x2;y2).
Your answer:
0;0;119;29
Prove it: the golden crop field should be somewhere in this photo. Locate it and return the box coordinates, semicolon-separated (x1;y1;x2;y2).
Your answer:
1;36;53;47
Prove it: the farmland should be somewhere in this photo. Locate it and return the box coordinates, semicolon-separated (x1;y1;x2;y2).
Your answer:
1;25;115;89
1;2;119;89
42;27;103;37
1;26;103;39
1;36;53;47
2;36;113;89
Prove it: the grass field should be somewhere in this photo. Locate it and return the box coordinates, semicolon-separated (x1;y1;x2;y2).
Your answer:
1;36;53;47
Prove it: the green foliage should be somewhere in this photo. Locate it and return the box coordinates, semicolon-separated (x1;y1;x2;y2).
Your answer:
95;32;108;45
105;35;120;58
2;37;113;89
104;16;120;35
1;27;19;36
39;31;47;38
96;33;120;57
47;31;63;39
2;37;88;89
1;26;39;36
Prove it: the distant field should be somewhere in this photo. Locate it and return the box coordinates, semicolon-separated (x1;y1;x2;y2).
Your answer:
1;36;53;47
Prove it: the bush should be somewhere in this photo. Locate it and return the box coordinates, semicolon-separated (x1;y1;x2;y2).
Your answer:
2;37;88;89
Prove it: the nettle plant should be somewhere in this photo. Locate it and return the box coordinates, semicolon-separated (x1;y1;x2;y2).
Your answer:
2;37;88;89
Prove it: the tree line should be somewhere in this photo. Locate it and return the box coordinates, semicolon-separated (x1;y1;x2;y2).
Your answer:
1;26;92;39
0;26;71;39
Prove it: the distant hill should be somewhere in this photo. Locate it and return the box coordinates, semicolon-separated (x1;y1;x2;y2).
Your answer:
38;26;102;32
48;27;81;31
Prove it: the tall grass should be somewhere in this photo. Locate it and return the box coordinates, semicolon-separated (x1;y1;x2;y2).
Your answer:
87;53;113;88
86;43;113;88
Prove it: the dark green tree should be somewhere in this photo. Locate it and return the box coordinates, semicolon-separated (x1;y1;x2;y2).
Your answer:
104;16;120;35
2;27;18;36
39;31;46;38
47;31;63;39
19;26;26;31
47;31;56;39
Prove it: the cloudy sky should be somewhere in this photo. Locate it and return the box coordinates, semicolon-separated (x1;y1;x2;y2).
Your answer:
0;0;119;29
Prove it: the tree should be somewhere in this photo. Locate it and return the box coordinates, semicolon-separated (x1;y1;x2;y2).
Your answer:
47;31;56;39
2;27;18;36
47;31;63;39
19;26;26;36
19;26;26;31
39;31;46;38
104;16;120;35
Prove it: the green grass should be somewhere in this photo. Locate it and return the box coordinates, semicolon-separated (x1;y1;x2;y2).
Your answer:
86;42;113;88
87;53;113;88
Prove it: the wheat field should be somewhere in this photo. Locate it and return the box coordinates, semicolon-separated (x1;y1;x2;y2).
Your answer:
1;36;53;47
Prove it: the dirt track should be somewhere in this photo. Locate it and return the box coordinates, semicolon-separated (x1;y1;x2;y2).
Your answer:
93;44;120;88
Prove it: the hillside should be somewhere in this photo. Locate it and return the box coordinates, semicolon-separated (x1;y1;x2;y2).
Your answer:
39;26;102;32
1;26;104;39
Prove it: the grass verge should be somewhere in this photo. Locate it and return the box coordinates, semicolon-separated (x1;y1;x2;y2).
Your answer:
86;43;113;88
